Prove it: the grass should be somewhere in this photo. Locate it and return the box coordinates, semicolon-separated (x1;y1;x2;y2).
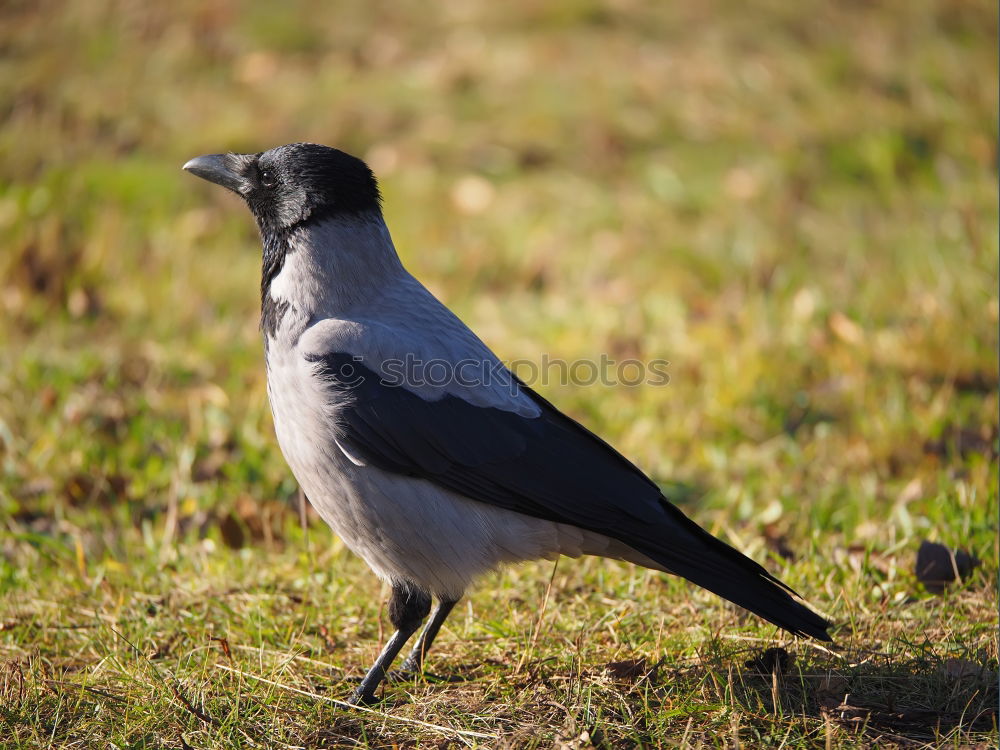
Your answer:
1;0;997;747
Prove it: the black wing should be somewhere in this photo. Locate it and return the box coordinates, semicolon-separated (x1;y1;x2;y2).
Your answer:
314;352;831;640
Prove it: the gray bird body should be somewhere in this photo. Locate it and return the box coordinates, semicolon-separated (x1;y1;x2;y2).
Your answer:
183;142;830;703
264;212;656;598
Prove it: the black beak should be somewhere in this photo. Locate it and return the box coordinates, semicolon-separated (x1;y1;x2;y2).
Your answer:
182;153;245;194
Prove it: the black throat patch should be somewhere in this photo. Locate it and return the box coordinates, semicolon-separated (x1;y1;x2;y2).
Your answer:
260;226;294;341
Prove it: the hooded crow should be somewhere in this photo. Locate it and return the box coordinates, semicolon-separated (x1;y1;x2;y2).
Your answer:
183;143;831;704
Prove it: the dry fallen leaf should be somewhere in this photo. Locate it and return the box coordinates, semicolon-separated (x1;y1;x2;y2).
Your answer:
451;175;495;215
605;657;654;683
829;311;863;344
217;512;245;550
814;674;849;709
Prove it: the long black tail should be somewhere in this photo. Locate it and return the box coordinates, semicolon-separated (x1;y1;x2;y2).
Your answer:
513;378;831;639
637;501;832;641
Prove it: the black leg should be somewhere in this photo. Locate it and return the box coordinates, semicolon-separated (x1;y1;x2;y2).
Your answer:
348;583;431;705
398;598;459;674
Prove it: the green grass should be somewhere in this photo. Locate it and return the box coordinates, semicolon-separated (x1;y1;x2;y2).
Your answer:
1;0;997;747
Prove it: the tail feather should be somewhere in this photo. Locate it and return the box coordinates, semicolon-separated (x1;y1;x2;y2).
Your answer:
639;503;832;641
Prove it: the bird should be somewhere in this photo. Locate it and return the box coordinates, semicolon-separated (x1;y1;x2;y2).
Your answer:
183;142;831;704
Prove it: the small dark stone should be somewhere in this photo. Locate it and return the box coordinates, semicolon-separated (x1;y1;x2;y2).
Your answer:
916;540;981;594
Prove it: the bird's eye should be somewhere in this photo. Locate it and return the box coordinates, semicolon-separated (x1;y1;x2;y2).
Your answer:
260;169;277;188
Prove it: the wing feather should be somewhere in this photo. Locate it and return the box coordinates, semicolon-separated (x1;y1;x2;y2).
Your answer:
312;352;831;640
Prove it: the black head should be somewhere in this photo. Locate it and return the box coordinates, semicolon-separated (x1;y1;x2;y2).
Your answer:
183;143;381;232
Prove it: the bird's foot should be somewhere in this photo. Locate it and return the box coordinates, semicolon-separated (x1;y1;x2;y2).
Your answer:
344;668;457;704
344;671;432;705
346;686;380;706
345;668;439;685
386;667;417;683
393;655;423;677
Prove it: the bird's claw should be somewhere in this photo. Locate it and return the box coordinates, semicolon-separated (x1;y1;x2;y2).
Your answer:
346;687;380;705
345;667;459;704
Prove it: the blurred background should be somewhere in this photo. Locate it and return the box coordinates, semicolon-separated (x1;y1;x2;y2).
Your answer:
1;0;997;656
2;0;997;575
1;0;997;744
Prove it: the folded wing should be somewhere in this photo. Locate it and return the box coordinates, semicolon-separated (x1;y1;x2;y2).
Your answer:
313;352;831;641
